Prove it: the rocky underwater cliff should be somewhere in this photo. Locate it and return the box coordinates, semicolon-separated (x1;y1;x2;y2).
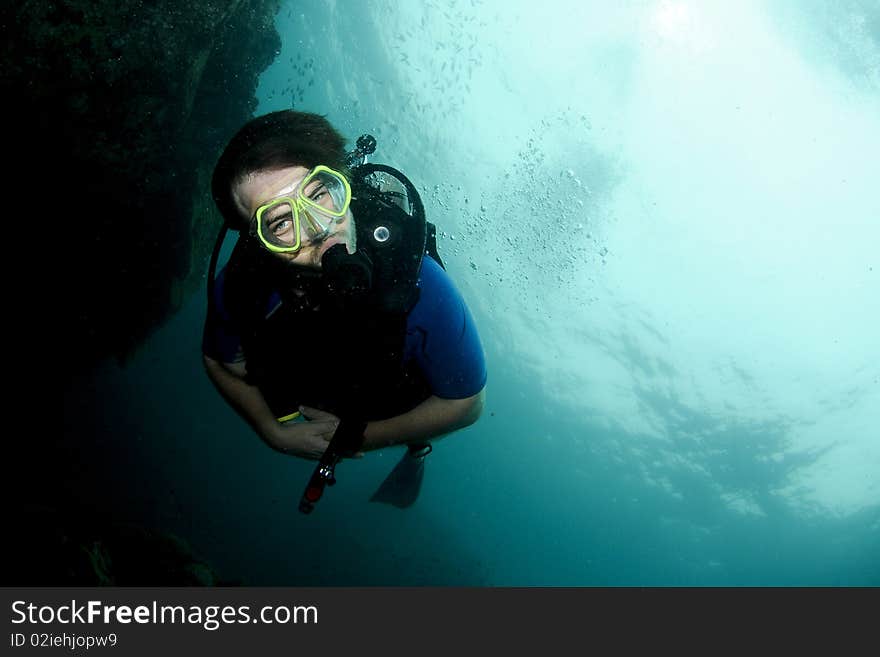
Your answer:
5;0;285;585
5;0;282;376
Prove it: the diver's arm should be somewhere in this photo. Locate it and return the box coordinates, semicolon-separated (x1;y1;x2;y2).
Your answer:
361;387;485;451
204;355;342;459
202;355;286;445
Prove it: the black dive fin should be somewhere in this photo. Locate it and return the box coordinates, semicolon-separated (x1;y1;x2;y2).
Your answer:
369;444;432;509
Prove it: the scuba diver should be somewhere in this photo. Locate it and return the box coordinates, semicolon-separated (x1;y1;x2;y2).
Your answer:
202;110;487;513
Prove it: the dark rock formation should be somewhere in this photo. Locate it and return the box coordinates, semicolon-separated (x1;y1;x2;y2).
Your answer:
7;505;236;585
4;0;281;377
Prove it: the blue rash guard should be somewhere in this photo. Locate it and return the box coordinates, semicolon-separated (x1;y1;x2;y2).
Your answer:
203;255;487;400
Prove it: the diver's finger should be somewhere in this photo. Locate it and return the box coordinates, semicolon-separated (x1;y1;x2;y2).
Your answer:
298;405;337;421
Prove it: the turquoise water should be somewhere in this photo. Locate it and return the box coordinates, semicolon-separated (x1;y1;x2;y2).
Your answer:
66;0;878;585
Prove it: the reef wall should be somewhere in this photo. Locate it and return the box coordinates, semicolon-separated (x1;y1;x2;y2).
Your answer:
4;0;282;376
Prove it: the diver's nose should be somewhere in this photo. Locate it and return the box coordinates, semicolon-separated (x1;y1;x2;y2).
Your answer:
301;209;330;241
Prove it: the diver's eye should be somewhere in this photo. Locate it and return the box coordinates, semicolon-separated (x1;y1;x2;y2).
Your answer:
304;182;329;204
269;214;293;236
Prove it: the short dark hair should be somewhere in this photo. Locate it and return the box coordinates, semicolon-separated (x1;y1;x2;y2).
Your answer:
211;110;349;228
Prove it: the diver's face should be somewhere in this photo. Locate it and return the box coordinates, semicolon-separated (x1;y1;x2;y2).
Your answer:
233;165;356;269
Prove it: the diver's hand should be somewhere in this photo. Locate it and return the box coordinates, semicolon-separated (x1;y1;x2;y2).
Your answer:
268;406;363;460
298;406;366;459
265;406;337;460
298;405;340;426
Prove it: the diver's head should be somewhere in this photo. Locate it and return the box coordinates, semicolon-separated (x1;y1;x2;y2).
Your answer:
211;110;350;230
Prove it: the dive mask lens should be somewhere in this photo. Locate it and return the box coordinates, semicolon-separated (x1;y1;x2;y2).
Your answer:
298;166;351;220
255;198;302;252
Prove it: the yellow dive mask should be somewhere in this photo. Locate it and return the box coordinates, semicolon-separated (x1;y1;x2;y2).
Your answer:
252;165;352;253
